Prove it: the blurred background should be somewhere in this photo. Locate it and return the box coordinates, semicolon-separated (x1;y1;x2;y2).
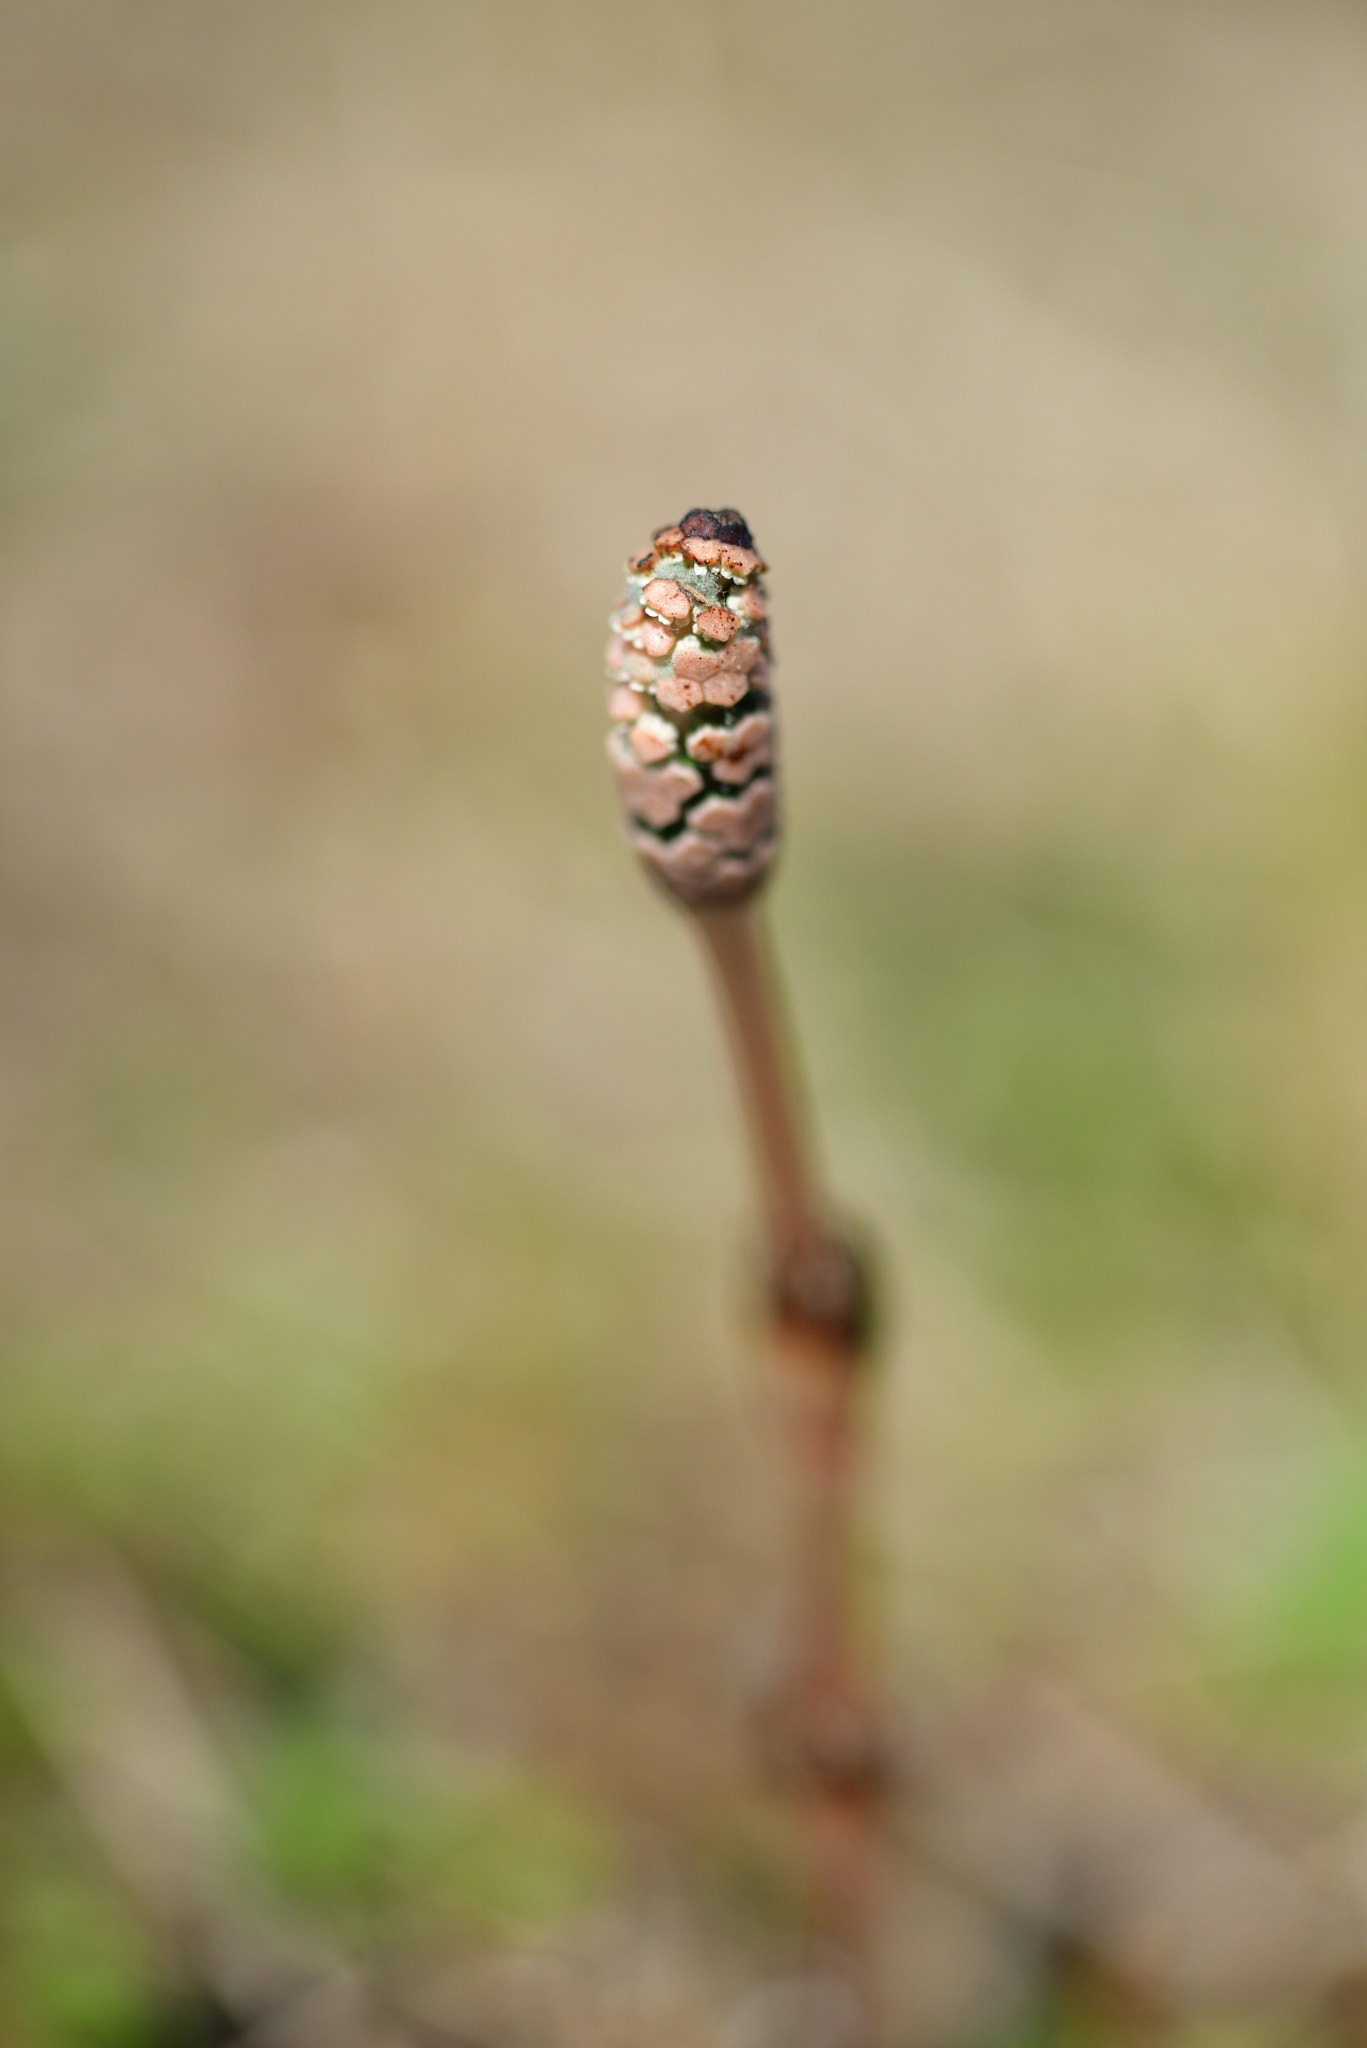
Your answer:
5;0;1367;2040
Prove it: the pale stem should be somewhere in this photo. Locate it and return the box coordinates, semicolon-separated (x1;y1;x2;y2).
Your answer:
694;894;883;2037
693;901;824;1258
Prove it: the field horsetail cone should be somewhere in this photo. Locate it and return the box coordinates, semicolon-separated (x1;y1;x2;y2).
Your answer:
606;508;776;907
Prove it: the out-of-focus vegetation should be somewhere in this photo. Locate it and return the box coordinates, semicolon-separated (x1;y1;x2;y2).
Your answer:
5;0;1367;2040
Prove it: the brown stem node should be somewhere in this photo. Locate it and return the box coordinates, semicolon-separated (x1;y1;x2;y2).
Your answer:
770;1228;876;1358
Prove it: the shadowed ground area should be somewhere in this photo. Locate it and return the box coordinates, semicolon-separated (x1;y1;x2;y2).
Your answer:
5;1;1367;2040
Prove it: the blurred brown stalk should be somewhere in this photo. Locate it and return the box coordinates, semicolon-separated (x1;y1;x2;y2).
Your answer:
696;899;886;2027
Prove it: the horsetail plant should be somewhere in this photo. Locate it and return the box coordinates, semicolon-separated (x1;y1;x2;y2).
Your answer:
605;509;888;2017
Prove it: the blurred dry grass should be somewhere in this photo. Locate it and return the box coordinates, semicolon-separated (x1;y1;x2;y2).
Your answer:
6;0;1367;2040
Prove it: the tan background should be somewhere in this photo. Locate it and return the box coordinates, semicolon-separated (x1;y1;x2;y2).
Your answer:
5;2;1367;2040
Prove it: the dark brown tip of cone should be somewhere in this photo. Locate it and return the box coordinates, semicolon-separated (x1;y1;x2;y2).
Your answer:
677;507;755;550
